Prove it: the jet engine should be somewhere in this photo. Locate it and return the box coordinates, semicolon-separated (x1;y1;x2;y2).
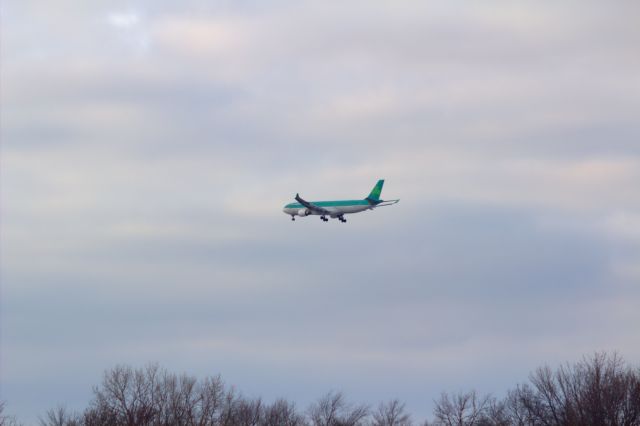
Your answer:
297;208;311;217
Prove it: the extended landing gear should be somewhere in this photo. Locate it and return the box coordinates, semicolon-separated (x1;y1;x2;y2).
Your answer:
320;216;328;222
291;216;295;221
338;216;347;223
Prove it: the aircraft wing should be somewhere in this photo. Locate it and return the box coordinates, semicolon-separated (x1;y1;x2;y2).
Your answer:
295;193;331;215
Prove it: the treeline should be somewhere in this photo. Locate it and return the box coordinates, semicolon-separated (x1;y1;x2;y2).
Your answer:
1;352;639;425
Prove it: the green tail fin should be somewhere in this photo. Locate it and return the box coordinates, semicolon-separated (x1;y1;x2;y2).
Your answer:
366;179;384;202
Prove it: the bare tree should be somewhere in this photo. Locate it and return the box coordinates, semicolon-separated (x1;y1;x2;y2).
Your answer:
90;364;158;424
218;386;241;426
501;387;538;426
308;392;368;426
229;397;263;426
261;399;306;426
0;402;21;426
432;391;491;426
33;352;640;426
198;375;227;425
507;352;640;426
39;405;81;426
372;399;412;426
478;397;510;426
79;364;246;425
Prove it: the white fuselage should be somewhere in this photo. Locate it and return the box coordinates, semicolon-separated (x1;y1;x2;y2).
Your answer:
282;203;371;218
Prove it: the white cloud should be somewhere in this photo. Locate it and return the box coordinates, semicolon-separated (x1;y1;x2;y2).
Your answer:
107;11;140;29
605;211;640;241
152;17;249;54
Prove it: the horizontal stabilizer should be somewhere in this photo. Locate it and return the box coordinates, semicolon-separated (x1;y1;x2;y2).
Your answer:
375;199;400;207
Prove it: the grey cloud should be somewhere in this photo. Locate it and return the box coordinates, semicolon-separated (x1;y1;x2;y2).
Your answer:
2;0;640;423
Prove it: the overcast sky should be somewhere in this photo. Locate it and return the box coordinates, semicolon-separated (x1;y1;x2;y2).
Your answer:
2;0;640;423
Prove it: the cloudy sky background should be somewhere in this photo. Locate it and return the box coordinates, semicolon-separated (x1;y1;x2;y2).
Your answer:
2;0;640;422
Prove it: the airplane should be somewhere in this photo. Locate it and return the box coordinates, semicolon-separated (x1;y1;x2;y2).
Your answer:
282;179;399;223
